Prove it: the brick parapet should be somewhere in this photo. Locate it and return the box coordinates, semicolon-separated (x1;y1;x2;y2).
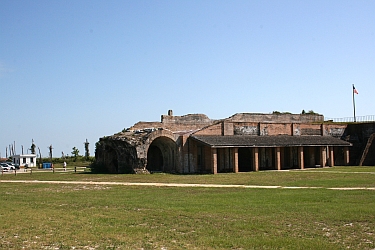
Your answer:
193;123;222;136
227;113;324;123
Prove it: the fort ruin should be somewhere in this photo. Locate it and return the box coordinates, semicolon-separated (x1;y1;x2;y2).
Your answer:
95;110;374;174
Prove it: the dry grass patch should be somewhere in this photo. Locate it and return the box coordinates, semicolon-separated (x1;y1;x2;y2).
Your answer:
1;167;375;249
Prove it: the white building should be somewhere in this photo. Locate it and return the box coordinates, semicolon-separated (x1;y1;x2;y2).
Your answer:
12;154;37;167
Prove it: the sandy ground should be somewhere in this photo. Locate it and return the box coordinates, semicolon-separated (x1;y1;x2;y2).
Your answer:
1;179;375;191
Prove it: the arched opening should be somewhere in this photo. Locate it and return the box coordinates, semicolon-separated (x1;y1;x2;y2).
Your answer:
104;145;118;173
147;145;163;171
146;136;177;173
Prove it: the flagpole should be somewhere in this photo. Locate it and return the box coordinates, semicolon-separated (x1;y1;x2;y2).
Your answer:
352;84;356;122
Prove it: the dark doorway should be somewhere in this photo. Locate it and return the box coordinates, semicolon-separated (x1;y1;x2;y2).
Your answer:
104;146;118;173
147;145;163;171
238;148;252;172
146;136;177;173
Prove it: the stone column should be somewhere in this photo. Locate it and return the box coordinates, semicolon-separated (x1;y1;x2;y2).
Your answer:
320;146;327;167
298;146;304;169
233;147;238;173
275;147;281;170
253;147;259;171
180;135;189;173
328;147;334;167
211;148;217;174
344;147;350;166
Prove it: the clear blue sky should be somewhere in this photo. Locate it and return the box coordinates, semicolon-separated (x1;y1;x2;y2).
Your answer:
1;0;374;158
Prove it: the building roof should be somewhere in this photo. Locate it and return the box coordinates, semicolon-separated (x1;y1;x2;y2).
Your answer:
191;135;351;148
11;154;37;157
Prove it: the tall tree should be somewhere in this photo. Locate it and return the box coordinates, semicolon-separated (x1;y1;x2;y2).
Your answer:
71;147;79;161
84;139;90;160
30;139;36;154
48;145;53;162
38;147;42;167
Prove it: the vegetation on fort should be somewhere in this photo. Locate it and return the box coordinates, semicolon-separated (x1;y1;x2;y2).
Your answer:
272;110;320;115
1;167;375;249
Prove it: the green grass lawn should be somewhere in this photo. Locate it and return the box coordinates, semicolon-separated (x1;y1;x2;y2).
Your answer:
1;166;375;249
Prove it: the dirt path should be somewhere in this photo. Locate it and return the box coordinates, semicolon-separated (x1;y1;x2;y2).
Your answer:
1;180;375;191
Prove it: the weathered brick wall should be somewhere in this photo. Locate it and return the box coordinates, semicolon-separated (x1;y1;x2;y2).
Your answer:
259;123;293;136
216;122;329;136
142;114;214;132
233;122;259;135
296;124;322;136
228;113;324;123
188;137;198;173
222;122;234;135
129;113;326;136
324;124;347;137
203;146;212;173
130;113;214;133
352;123;375;139
129;122;163;131
224;119;328;137
161;113;213;124
167;123;210;132
179;135;189;173
343;123;375;165
130;121;212;133
193;123;222;135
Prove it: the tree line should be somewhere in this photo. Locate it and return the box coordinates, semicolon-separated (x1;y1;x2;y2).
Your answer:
5;139;93;164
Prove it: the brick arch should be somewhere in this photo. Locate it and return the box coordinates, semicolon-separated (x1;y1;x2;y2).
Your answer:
147;129;177;144
144;130;178;173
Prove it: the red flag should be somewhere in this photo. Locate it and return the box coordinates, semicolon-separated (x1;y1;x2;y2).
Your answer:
353;85;358;94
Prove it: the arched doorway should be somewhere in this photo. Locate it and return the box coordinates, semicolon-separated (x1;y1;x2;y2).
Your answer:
146;136;177;173
104;145;118;173
147;145;163;171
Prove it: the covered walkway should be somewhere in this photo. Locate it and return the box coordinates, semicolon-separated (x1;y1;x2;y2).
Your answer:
191;135;351;174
